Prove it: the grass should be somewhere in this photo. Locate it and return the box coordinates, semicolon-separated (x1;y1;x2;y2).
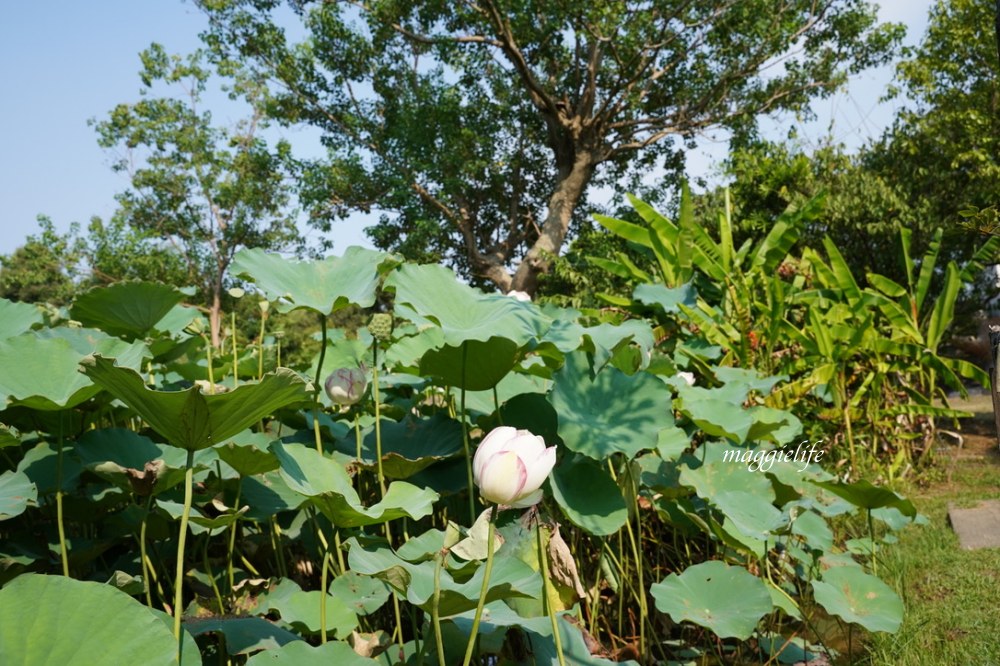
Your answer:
865;403;1000;665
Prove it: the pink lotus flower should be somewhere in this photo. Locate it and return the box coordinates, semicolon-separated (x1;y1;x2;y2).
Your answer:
473;426;556;508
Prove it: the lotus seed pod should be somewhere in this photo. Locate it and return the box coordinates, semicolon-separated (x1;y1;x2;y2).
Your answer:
367;313;393;341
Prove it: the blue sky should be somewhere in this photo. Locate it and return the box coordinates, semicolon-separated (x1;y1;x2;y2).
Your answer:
0;1;930;257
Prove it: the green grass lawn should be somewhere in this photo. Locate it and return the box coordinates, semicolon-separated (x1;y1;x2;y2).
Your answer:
866;407;1000;665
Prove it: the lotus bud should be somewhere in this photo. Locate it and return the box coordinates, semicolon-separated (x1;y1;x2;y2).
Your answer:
507;290;531;302
324;367;367;406
473;426;556;508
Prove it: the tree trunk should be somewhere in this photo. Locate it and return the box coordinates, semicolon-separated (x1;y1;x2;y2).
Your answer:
509;152;594;295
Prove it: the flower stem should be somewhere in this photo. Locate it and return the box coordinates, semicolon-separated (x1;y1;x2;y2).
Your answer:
313;312;328;455
536;522;567;666
460;342;475;524
174;449;196;661
373;344;386;497
432;552;447;666
55;412;69;577
461;504;498;666
227;477;243;594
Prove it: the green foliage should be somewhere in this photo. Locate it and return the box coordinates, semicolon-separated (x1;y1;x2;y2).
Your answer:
200;0;902;293
0;217;84;305
867;0;1000;268
0;249;921;663
93;44;299;345
591;190;994;476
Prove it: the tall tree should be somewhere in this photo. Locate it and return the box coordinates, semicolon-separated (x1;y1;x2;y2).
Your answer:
94;44;300;346
869;0;1000;262
199;0;901;294
0;217;83;305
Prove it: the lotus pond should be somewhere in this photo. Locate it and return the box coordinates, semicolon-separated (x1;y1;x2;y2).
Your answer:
0;246;921;665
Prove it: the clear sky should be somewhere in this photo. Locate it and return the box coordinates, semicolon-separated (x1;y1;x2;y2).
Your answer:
0;1;930;258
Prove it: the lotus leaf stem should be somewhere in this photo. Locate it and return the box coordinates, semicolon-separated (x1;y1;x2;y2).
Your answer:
461;503;498;666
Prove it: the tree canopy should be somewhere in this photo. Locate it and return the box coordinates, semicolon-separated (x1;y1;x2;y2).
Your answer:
199;0;902;294
868;0;1000;261
93;43;300;345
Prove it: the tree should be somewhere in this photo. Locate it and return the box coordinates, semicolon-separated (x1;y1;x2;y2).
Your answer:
0;217;84;305
868;0;1000;264
706;139;917;283
86;215;191;287
199;0;902;295
93;44;300;346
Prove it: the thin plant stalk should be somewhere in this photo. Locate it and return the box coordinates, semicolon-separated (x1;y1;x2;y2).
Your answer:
313;313;329;455
461;504;498;666
432;552;447;666
372;344;386;496
227;478;243;593
205;335;215;394
231;310;239;391
54;413;69;577
320;549;333;644
459;342;476;523
257;304;268;380
174;449;196;659
203;535;225;613
535;523;567;666
140;493;155;607
269;516;287;579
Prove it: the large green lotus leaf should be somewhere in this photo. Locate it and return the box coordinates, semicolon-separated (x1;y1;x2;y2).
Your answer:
745;406;801;445
680;397;754;441
0;470;36;520
70;281;186;339
419;337;519;391
386;264;548;346
713;366;786;396
0;298;43;339
811;566;903;633
0;332;145;410
80;355;311;451
811;479;916;516
452;371;550;417
347;539;540;616
651;561;772;640
679;459;774;502
241;471;304;520
712;490;785;542
17;441;83;495
185;617;303;655
75;428;191;494
328;570;392;616
791;509;835;552
550;454;627;536
217;431;280;477
152;303;204;337
356;414;463;479
580;320;655;372
0;573;180;664
550;352;672;459
232;246;387;314
259;579;357;637
498;392;560;445
38;327;149;370
245;640;377;665
271;441;439;527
